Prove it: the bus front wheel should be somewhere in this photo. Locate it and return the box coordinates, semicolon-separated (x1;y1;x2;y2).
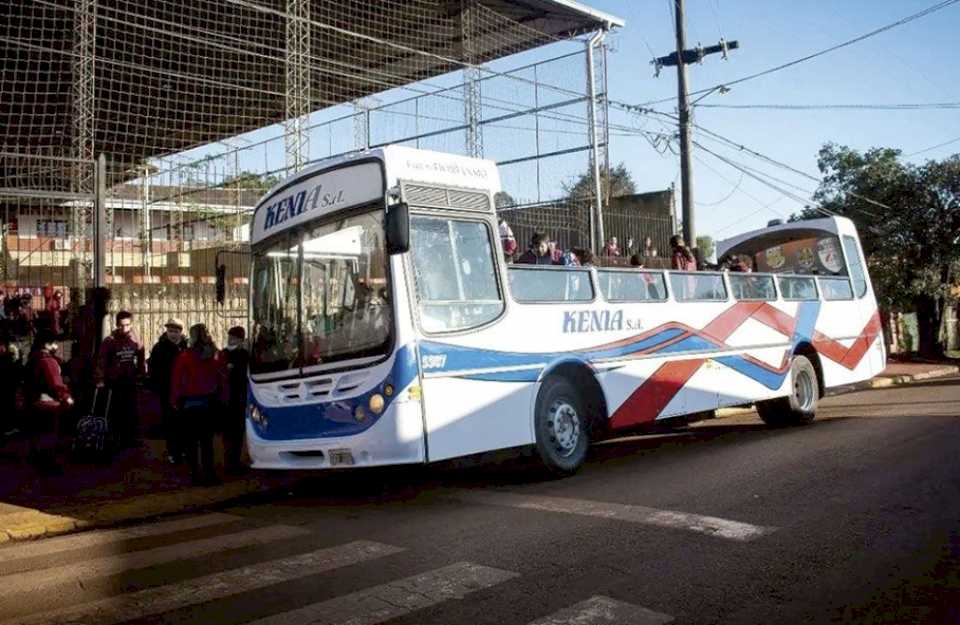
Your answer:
757;355;819;426
534;377;589;475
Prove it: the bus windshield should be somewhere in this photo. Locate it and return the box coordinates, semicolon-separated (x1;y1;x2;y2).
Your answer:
250;208;392;376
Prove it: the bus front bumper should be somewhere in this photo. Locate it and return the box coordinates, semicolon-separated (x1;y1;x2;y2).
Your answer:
245;400;425;470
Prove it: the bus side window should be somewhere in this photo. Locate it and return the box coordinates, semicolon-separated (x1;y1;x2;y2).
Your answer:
779;276;817;301
818;276;854;301
509;267;594;303
670;272;727;301
729;274;776;301
598;270;667;302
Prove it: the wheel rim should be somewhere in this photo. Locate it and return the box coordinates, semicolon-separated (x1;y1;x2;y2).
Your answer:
546;399;581;458
794;369;815;411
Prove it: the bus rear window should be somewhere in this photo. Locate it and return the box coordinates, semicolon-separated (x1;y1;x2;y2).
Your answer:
779;276;818;301
509;267;594;303
670;272;727;301
729;274;776;301
597;270;667;302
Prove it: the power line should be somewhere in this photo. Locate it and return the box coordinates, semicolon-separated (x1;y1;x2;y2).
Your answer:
633;0;960;107
906;135;960;156
696;102;960;111
693;140;836;217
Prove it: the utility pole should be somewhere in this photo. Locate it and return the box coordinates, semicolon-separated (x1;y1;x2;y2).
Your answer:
653;0;738;247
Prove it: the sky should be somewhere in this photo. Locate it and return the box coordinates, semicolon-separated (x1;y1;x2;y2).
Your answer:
584;0;960;242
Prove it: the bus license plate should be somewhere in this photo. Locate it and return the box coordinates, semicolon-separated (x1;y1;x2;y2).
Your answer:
328;449;355;466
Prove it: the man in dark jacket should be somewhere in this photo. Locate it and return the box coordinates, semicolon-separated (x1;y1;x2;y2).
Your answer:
95;310;145;449
516;233;555;265
222;326;250;474
149;318;187;464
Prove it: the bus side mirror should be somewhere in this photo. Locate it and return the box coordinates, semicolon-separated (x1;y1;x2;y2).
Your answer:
386;202;410;255
215;263;226;304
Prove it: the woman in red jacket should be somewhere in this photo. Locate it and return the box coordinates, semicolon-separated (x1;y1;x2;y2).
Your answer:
26;329;74;474
170;324;227;486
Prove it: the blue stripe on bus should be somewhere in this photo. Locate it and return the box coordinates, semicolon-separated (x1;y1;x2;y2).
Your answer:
250;343;419;441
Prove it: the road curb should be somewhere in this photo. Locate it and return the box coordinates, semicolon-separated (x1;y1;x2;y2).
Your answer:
0;474;299;544
716;365;959;418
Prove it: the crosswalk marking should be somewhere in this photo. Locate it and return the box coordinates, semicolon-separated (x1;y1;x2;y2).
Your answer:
528;596;674;625
247;562;519;625
455;490;775;541
0;513;239;564
1;540;403;625
0;524;309;600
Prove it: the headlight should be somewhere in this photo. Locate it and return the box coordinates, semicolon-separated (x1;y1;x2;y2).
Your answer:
353;405;366;422
369;394;385;415
249;404;267;427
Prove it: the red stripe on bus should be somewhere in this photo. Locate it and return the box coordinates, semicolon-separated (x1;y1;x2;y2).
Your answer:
609;359;705;428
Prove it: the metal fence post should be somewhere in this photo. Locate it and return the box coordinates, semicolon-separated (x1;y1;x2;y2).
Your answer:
94;152;107;289
586;29;607;254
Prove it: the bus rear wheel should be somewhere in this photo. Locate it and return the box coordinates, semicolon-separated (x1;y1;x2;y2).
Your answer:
534;377;589;475
757;355;819;427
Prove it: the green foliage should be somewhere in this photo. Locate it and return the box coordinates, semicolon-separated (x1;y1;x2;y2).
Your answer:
805;143;960;355
224;171;281;193
563;162;637;201
695;235;715;261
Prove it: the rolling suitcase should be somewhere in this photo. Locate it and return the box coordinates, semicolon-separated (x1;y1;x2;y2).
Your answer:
73;388;112;462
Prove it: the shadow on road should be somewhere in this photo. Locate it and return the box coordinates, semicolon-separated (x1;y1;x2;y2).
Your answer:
277;417;855;504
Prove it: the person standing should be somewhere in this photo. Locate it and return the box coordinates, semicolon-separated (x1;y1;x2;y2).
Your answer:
25;329;73;474
149;318;187;464
516;233;555;265
0;333;22;438
95;311;145;449
222;326;250;474
670;235;697;271
170;324;227;486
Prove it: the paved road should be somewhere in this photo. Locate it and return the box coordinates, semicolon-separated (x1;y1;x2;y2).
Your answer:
1;376;959;625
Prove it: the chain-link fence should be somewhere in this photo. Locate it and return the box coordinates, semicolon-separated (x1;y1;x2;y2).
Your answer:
3;0;618;349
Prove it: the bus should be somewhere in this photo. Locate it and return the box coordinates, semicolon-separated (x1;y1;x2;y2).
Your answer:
243;146;885;474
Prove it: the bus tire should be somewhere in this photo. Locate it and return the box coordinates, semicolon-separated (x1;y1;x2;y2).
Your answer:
534;377;589;475
757;355;819;426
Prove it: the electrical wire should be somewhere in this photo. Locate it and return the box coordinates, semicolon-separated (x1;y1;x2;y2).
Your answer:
632;0;960;107
693;140;835;217
906;135;960;157
696;102;960;111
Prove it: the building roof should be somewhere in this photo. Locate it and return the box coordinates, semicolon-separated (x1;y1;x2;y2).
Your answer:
2;0;623;189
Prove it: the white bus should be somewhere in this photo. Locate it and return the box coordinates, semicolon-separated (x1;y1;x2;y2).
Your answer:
243;146;885;474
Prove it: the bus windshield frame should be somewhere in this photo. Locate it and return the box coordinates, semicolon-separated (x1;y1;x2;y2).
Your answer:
249;203;394;380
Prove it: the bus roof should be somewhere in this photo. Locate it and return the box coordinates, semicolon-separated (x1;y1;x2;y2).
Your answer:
251;146;501;245
717;216;858;259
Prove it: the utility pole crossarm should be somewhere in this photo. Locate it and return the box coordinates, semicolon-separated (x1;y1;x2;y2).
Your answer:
653;40;739;70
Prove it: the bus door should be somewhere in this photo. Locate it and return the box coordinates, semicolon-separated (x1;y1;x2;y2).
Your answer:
407;209;531;462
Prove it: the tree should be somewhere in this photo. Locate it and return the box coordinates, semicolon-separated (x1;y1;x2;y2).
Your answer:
562;162;637;201
797;144;960;357
223;171;281;193
494;191;516;209
695;235;714;262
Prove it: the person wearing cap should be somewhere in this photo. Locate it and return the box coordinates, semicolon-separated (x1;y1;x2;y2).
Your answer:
149;318;188;464
222;326;250;474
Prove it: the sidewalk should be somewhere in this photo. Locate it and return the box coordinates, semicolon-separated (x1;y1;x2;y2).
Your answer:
0;389;299;543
